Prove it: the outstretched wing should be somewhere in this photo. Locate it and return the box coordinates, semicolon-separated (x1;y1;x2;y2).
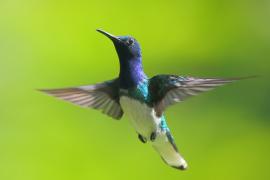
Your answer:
149;75;249;116
39;79;123;120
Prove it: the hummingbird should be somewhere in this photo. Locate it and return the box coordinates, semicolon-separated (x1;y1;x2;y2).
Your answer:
40;29;252;170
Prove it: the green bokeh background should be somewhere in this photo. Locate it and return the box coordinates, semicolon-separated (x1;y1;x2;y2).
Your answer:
1;0;270;179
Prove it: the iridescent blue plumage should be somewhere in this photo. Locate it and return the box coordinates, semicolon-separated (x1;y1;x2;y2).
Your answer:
108;35;146;89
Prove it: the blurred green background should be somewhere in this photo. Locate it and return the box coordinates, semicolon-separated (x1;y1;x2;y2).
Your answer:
0;0;270;179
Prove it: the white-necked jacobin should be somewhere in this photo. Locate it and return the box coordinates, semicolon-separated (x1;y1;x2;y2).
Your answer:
40;29;253;170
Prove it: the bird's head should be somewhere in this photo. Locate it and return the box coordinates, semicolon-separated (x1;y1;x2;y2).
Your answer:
97;29;141;60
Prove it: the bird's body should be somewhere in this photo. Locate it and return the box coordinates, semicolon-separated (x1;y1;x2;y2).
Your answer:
119;86;187;169
120;95;157;138
40;29;252;170
119;80;157;139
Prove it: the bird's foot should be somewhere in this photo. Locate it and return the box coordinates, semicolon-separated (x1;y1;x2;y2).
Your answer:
150;132;157;142
138;134;147;143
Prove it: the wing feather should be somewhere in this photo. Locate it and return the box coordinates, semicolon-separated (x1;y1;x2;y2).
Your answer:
39;79;123;120
149;75;253;116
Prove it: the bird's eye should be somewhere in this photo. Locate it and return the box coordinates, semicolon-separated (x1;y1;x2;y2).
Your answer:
127;39;134;46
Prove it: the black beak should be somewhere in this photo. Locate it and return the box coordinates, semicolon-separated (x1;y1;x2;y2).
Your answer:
97;29;122;44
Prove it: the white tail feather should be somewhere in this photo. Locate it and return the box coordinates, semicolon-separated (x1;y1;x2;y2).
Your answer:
152;132;187;170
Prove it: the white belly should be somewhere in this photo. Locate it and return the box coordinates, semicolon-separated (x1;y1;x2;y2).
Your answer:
120;96;161;138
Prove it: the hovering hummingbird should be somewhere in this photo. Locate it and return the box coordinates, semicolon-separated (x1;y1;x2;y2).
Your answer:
40;29;252;170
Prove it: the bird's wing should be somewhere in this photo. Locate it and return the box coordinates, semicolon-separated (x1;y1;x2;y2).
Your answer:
149;75;249;116
39;79;123;120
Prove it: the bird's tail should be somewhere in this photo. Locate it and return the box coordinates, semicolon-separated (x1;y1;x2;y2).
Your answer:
152;131;187;170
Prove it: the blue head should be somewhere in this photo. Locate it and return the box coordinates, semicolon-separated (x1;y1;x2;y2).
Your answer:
97;29;146;89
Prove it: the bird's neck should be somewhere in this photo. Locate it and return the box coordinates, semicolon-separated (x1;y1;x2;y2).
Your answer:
119;57;147;89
